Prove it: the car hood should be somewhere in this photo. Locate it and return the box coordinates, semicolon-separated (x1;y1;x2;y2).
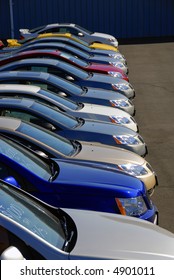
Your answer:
76;120;136;136
89;63;126;73
88;73;129;85
80;103;129;117
75;141;145;165
90;54;124;64
64;208;174;260
85;87;128;100
53;159;143;193
92;32;116;40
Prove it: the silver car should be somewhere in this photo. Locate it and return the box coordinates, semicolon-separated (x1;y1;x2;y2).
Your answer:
0;180;174;260
19;23;119;47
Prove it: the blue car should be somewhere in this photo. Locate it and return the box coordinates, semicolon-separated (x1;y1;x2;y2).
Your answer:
10;41;126;64
0;58;134;98
0;135;157;223
0;97;147;156
0;71;135;115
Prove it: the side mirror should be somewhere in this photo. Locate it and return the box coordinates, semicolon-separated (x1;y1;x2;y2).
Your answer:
0;246;25;260
78;32;84;37
4;176;21;188
65;75;74;81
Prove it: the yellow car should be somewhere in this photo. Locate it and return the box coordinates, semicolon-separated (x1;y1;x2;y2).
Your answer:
7;33;119;52
38;33;118;51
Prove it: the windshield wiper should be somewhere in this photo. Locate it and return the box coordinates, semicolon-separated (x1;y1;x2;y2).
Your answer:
49;162;58;182
61;216;74;252
82;86;88;95
69;140;81;156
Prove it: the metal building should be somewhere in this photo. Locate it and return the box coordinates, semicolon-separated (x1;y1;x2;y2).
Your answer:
0;0;174;40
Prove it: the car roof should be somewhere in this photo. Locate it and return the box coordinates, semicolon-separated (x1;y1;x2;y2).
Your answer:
0;116;22;130
0;84;40;93
0;96;35;107
0;70;50;79
0;57;60;67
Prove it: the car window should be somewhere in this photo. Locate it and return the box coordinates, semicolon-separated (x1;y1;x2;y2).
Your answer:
0;103;79;129
60;52;88;67
0;108;58;131
29;25;46;33
59;27;79;36
48;75;83;95
38;89;79;110
0;138;52;180
38;27;61;34
0;181;66;249
74;24;92;34
18;122;76;156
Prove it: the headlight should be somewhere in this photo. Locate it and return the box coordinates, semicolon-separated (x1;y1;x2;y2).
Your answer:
108;54;119;58
113;135;139;145
110;99;129;108
112;83;130;91
108;71;123;78
118;164;148;176
109;116;130;124
110;62;125;68
109;54;124;60
108;38;115;42
115;196;147;216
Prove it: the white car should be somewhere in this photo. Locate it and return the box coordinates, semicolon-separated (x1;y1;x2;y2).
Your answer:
19;23;119;47
0;84;138;131
0;180;173;260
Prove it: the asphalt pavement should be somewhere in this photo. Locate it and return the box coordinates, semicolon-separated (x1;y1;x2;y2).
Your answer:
119;41;174;233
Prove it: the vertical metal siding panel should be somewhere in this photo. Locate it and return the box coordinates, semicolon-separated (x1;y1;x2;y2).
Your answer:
0;0;11;39
1;0;174;40
166;0;174;36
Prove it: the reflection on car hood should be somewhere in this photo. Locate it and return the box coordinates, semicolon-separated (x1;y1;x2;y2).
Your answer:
53;159;143;193
75;141;145;165
93;32;116;40
88;73;129;84
65;208;174;260
80;103;128;117
86;87;128;100
76;120;136;136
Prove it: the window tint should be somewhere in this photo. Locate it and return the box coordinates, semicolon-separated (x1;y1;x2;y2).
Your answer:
19;122;76;156
0;181;66;249
0;138;51;180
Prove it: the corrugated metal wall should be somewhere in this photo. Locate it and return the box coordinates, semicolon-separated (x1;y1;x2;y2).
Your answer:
0;0;174;40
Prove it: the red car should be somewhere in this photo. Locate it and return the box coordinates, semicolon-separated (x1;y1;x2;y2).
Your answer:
0;40;4;49
0;49;129;81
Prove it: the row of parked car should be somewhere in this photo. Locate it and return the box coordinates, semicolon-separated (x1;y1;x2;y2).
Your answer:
0;23;174;260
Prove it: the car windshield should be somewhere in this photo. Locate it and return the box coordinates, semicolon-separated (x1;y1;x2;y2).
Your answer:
18;122;76;156
64;44;91;59
59;51;88;67
74;24;92;35
0;138;52;180
57;60;89;80
29;25;46;33
0;181;66;249
38;89;79;110
31;101;79;128
47;75;83;96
